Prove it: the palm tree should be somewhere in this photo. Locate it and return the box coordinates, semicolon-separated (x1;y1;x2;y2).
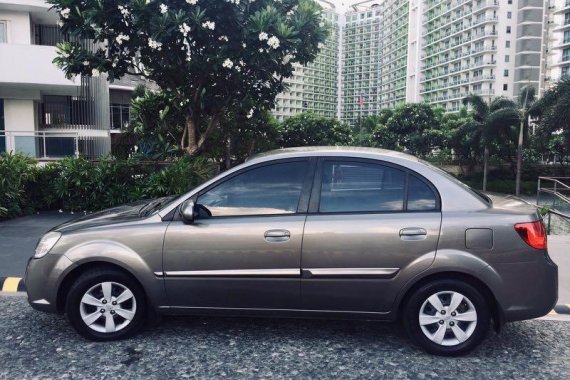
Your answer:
515;86;537;196
461;95;519;192
531;78;570;164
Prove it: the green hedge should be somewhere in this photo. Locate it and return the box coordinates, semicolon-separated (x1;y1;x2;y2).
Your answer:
0;153;215;218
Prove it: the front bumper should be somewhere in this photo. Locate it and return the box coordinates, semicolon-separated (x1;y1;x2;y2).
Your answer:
25;254;76;313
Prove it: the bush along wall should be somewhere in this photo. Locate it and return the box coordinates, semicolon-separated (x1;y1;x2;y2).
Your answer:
0;153;215;219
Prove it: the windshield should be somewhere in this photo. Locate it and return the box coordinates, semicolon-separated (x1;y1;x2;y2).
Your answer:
139;195;178;217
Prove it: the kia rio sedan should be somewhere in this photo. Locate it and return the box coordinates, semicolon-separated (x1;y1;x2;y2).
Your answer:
26;147;557;356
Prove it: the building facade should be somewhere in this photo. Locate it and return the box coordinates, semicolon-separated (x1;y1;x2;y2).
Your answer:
276;0;551;124
545;0;570;88
0;0;153;160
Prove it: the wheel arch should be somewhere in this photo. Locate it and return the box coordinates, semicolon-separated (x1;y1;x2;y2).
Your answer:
395;271;504;332
56;260;160;316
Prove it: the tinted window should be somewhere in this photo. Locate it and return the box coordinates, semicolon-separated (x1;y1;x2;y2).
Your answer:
198;161;308;216
319;161;405;212
407;175;437;211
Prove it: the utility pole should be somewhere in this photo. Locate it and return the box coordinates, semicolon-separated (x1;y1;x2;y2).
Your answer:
516;86;530;197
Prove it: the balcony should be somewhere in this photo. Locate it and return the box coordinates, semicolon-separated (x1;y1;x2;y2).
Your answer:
0;44;79;93
0;131;78;160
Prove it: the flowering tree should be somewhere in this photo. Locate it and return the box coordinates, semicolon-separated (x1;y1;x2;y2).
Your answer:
49;0;328;155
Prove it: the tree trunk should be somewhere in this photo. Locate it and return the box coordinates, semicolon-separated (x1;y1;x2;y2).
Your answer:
225;135;232;170
180;113;220;157
515;119;524;196
483;144;489;192
181;115;199;156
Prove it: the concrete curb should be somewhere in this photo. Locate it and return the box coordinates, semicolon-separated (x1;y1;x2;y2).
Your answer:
0;277;26;292
2;275;570;317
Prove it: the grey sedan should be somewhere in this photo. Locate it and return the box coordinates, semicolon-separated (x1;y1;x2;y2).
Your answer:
25;147;558;356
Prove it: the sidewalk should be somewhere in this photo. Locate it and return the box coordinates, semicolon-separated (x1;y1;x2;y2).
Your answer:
549;235;570;305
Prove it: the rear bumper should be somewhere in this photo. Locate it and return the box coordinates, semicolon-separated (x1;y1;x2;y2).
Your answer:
492;256;558;322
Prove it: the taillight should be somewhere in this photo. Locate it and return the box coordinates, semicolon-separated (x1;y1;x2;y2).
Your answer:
514;221;547;250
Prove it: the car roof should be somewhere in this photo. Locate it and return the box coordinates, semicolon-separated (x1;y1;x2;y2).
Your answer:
247;146;420;163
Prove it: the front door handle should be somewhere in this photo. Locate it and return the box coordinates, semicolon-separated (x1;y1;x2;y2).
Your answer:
399;227;427;241
264;229;290;243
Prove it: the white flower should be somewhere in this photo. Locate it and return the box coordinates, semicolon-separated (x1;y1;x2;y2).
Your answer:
91;69;100;77
258;48;264;53
83;60;89;66
246;109;254;119
242;43;247;48
115;33;130;45
57;20;64;27
148;38;163;50
319;21;325;28
239;59;245;66
186;0;198;4
218;35;229;42
282;54;292;64
235;66;241;72
258;32;268;41
60;8;71;19
146;0;151;4
202;21;215;30
226;0;240;4
118;5;129;17
160;4;168;14
267;36;280;49
179;23;191;36
318;42;324;49
222;58;234;69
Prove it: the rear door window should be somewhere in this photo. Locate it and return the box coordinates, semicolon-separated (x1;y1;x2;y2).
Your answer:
319;161;406;212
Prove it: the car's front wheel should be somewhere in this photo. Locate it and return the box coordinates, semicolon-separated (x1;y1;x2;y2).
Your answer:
403;279;491;356
65;268;146;341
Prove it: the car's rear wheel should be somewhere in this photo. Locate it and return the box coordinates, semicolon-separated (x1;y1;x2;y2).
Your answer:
65;268;146;341
403;279;490;356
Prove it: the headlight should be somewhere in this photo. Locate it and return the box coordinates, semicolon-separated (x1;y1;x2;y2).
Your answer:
34;232;62;259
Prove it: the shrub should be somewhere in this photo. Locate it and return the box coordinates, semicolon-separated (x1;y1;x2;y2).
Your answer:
0;153;37;218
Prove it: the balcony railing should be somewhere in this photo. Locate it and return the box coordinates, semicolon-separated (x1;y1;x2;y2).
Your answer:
0;131;79;159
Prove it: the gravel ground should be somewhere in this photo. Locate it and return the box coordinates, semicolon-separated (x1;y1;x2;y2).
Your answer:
0;295;569;379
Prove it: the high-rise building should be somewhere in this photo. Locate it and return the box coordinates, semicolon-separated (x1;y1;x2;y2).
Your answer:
544;0;570;88
273;9;340;121
276;0;550;123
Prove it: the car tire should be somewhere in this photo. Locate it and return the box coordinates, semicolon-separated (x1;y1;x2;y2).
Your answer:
65;268;146;341
403;279;491;356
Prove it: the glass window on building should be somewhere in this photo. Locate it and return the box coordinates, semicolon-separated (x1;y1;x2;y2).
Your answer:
564;30;570;44
110;103;131;130
507;12;512;19
562;66;570;78
563;48;570;62
506;40;511;48
505;55;510;63
0;21;7;43
506;26;511;34
504;69;509;77
503;84;508;91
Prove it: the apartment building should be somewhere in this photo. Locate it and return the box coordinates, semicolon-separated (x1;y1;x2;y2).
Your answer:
276;0;550;123
0;0;152;160
273;8;340;121
545;0;570;87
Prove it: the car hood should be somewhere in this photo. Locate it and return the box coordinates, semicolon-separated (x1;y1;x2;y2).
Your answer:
51;200;151;233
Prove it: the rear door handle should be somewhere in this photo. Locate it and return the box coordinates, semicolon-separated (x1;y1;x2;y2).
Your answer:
399;227;427;241
264;229;290;243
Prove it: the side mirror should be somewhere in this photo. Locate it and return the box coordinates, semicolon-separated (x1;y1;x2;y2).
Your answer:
180;199;196;223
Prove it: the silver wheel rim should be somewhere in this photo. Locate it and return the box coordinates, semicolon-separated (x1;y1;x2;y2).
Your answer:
418;291;477;347
79;281;137;334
